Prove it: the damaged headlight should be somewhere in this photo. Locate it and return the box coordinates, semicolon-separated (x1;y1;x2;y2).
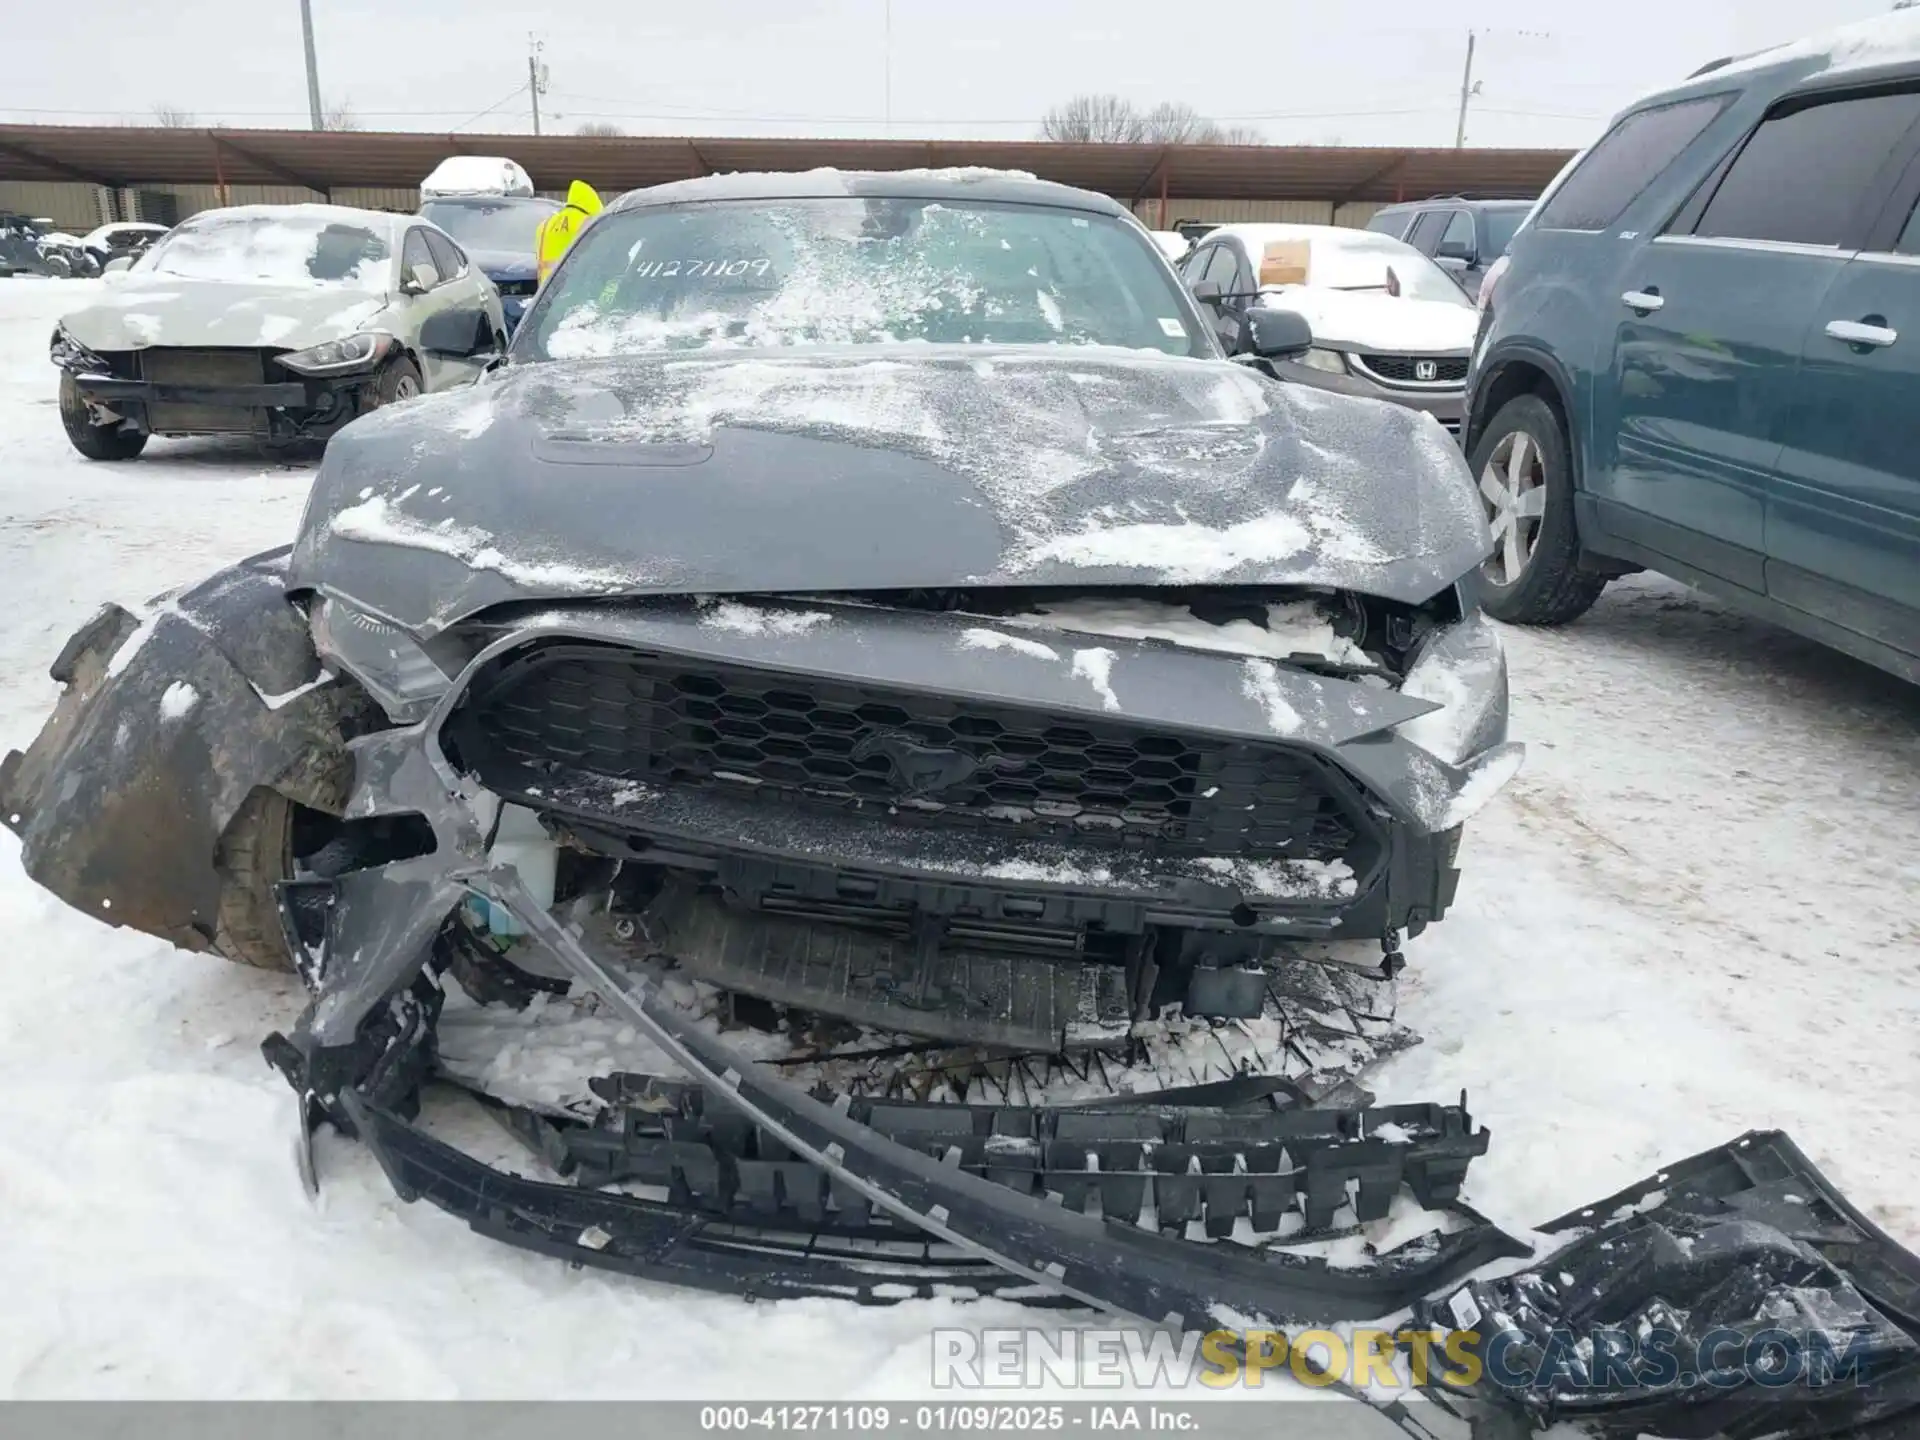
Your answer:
309;597;454;720
49;325;107;374
279;333;393;376
1392;612;1509;766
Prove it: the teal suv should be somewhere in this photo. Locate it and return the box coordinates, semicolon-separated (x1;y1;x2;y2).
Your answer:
1464;16;1920;685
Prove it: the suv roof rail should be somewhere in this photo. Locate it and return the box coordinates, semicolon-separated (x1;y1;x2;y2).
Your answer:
1688;55;1736;78
1413;193;1532;204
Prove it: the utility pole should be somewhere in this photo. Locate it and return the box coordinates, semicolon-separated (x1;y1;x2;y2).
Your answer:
528;36;547;136
299;0;324;131
1454;30;1478;148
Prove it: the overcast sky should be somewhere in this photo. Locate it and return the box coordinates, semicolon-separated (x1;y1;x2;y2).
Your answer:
0;0;1897;150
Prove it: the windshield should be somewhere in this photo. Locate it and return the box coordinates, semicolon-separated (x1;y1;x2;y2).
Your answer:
420;199;557;255
1482;209;1527;257
1253;231;1472;307
518;197;1209;360
144;212;392;288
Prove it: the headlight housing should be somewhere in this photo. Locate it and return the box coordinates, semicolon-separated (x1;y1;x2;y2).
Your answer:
278;332;394;376
49;326;107;374
309;596;455;720
1295;347;1349;375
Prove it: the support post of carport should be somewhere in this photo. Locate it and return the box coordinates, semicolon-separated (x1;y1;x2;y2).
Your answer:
1159;160;1169;231
211;135;229;207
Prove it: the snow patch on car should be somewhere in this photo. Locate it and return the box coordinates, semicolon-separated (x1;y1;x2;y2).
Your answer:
697;599;832;636
158;681;198;720
960;627;1057;661
1013;597;1370;667
328;495;642;594
1070;647;1120;711
1240;659;1303;736
1021;511;1314;583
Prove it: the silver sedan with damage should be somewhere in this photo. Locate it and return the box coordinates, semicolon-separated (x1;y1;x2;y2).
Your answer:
50;203;506;458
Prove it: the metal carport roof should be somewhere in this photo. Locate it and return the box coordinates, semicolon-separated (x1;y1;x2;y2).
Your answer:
0;126;1573;205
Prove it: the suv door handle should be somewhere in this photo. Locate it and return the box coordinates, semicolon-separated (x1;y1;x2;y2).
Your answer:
1825;318;1898;349
1621;289;1664;312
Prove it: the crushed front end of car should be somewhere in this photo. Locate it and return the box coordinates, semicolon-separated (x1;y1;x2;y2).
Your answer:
5;337;1915;1436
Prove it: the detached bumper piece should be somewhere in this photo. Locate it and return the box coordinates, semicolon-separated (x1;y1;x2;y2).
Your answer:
1415;1131;1920;1438
349;1074;1523;1317
555;1075;1489;1241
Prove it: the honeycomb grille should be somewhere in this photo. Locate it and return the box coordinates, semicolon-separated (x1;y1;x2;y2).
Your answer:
456;644;1364;861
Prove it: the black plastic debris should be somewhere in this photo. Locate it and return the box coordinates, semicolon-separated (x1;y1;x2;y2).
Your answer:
1412;1131;1920;1439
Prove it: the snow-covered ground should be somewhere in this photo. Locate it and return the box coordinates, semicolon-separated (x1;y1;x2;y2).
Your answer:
0;276;1914;1398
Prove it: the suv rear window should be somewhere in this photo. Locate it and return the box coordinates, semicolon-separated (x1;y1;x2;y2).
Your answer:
1535;94;1730;231
1692;90;1920;247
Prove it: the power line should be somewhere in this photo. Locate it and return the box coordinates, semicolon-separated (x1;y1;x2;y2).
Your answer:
450;85;530;133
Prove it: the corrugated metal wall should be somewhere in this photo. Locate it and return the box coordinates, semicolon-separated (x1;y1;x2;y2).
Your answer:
5;177;1383;235
0;181;106;231
1130;198;1382;228
0;180;424;229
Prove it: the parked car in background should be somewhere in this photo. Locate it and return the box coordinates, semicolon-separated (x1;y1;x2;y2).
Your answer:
50;203;505;459
1365;197;1534;301
80;221;170;271
39;231;100;277
1180;222;1477;434
1148;229;1191;262
1465;9;1920;685
417;155;557;335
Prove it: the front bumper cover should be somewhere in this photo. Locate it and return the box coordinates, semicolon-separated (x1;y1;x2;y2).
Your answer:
2;569;1916;1437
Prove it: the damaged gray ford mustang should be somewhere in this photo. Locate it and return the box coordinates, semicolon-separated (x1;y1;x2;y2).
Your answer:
24;172;1918;1435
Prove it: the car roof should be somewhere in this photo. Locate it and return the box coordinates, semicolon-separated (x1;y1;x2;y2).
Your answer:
607;167;1132;218
180;202;409;238
1204;221;1427;258
421;193;560;210
1632;11;1920;111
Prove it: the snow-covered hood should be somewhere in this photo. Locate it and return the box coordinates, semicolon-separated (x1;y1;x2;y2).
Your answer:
289;346;1493;636
1260;287;1476;355
59;276;392;352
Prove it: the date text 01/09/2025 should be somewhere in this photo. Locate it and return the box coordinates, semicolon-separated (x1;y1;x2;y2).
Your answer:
699;1405;1201;1432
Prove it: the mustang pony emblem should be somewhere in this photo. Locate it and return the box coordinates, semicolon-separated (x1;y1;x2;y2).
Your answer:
850;730;1025;799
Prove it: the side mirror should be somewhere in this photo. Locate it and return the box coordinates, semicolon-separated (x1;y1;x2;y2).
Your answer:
419;306;492;357
1238;307;1313;360
1189;278;1223;306
1435;241;1475;265
400;262;439;295
103;255;133;275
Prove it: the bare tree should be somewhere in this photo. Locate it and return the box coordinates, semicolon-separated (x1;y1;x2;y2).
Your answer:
1040;94;1147;143
575;121;624;137
322;102;362;132
1041;95;1261;145
152;105;196;128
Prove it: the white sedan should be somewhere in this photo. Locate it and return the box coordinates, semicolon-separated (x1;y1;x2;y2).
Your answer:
50;203;505;459
1177;222;1478;434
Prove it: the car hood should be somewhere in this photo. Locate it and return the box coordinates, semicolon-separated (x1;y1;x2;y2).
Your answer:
467;249;537;283
61;276;393;352
289;345;1493;636
1260;288;1477;354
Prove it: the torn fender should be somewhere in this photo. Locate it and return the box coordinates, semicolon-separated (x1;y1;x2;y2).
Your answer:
0;550;372;952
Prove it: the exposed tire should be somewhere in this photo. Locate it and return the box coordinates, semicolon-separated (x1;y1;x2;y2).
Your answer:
369;356;423;410
210;787;296;972
58;374;147;460
1469;394;1607;626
